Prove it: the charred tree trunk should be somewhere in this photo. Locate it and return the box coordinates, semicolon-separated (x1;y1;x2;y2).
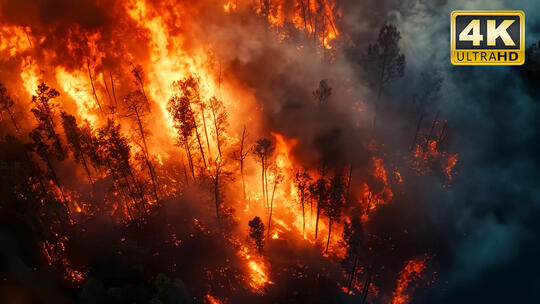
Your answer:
80;153;94;186
361;273;371;304
315;160;326;240
240;126;246;198
86;60;104;115
422;111;440;158
184;139;196;181
110;71;118;107
264;157;269;211
301;190;306;237
346;165;353;203
127;165;148;216
267;176;278;239
261;156;266;208
410;112;424;151
346;255;358;295
365;190;373;215
187;101;207;169
43;155;69;213
113;161;139;219
213;166;221;229
133;109;159;204
201;108;212;161
325;217;332;253
6;106;19;132
109;166;133;220
194;123;207;169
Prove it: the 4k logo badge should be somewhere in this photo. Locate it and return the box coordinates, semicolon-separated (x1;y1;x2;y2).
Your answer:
451;11;525;65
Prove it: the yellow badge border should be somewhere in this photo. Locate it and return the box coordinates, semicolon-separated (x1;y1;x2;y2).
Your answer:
450;10;525;65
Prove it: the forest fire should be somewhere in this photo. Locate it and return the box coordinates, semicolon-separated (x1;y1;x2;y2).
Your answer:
0;0;465;303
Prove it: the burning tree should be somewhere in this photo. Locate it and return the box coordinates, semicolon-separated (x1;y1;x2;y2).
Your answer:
266;168;283;239
168;82;198;181
97;119;148;219
30;83;66;159
310;165;328;240
208;96;228;158
253;138;275;208
342;218;365;295
0;83;20;132
123;89;159;204
29;83;69;208
294;168;312;236
209;156;232;229
0;135;70;264
324;172;346;253
170;76;208;170
235;125;250;199
61;112;94;185
248;216;265;254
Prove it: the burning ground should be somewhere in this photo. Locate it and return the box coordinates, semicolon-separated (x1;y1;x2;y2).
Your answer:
1;0;539;303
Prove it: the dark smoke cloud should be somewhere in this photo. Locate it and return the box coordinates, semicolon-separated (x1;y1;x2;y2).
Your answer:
363;0;540;302
223;0;540;302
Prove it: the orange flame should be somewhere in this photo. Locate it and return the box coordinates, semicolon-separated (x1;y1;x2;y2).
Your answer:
391;255;429;304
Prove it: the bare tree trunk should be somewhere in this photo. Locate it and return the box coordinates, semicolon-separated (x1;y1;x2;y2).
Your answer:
365;190;373;214
194;123;207;169
213;165;221;229
301;191;305;237
80;154;94;186
267;176;278;239
315;160;326;240
346;165;352;202
325;217;332;253
110;71;118;107
437;121;448;148
210;105;222;157
299;0;308;31
410;112;425;151
107;160;135;220
184;139;196;181
361;274;371;304
44;155;70;213
422;111;440;158
264;157;269;211
134;109;159;204
240;126;246;198
6;106;19;132
127;166;148;216
110;168;132;220
102;72;113;107
261;157;266;208
182;161;189;185
346;255;358;294
86;60;103;115
201;108;212;161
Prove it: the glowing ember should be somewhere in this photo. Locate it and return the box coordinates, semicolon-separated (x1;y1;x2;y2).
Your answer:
391;255;429;304
204;294;223;304
239;246;273;293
